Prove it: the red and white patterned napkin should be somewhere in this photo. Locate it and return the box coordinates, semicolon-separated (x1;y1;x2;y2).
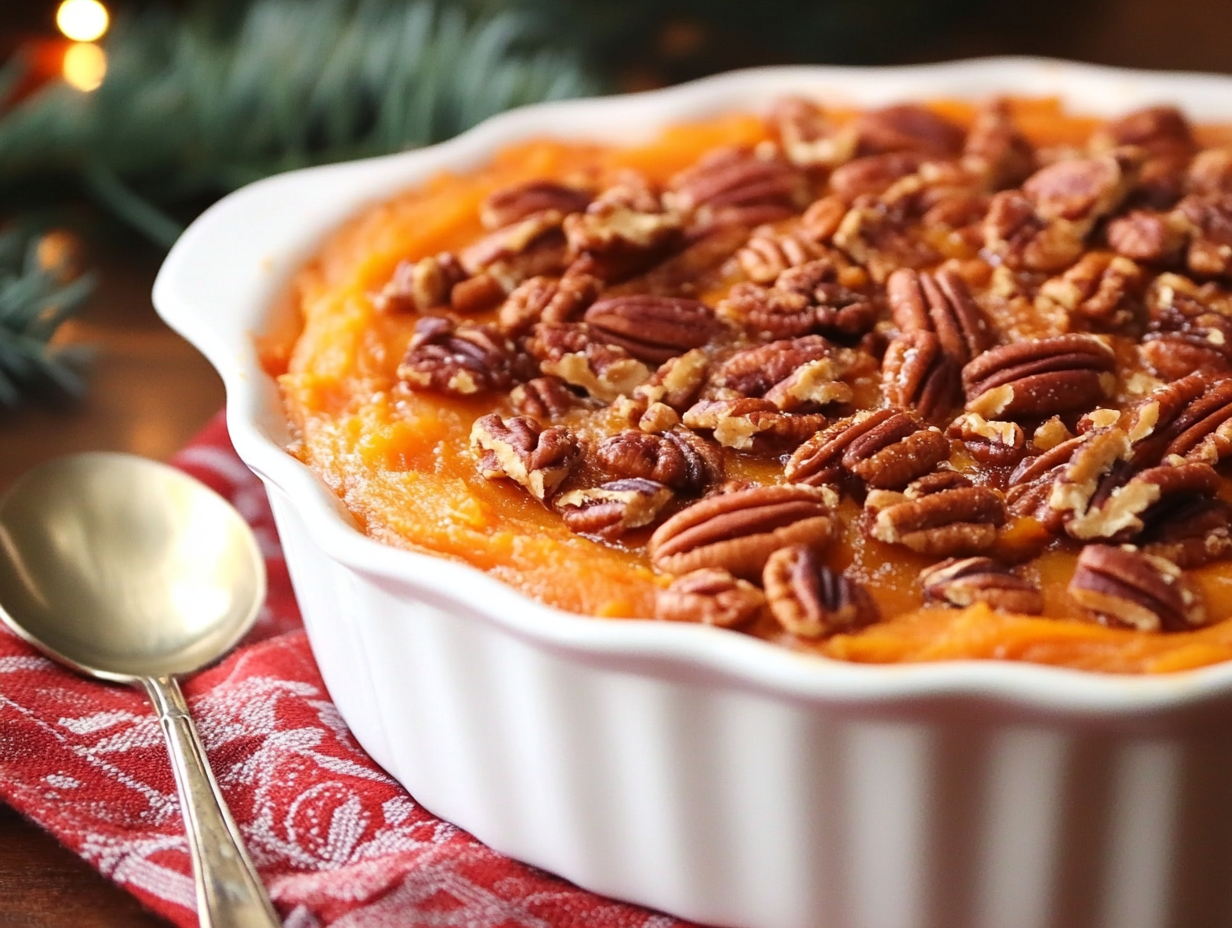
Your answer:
0;413;690;928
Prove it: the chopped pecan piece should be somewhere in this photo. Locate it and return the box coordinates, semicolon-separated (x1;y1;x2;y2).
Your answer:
887;267;993;365
863;476;1005;557
1141;273;1232;378
947;412;1026;466
583;295;718;363
597;429;719;492
962;98;1036;190
1035;252;1144;330
1175;193;1232;279
853;104;965;158
634;348;709;411
881;331;962;425
497;257;602;336
763;545;880;638
1140;496;1232;568
962;334;1117;419
563;173;684;281
832;199;940;283
763;358;854;412
638;402;681;433
374;253;466;313
481;180;592;230
1106;210;1187;263
510;376;579;419
461;210;569;287
1091;106;1195;207
1037;427;1132;534
683;398;824;451
526;322;651;402
471;414;577;501
1069;545;1205;632
655;568;766;628
648;484;839;580
785;408;947;490
397;317;516;395
920;557;1044;615
1067;461;1217;543
715;335;834;397
1031;415;1075;451
767;97;858;170
667;146;808;229
556;478;673;540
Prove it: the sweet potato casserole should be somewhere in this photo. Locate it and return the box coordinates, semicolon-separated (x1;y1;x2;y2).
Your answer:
275;96;1232;673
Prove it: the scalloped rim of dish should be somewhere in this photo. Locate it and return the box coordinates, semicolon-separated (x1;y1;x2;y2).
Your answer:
154;56;1232;715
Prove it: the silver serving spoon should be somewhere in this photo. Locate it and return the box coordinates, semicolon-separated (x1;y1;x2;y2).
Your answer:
0;452;281;928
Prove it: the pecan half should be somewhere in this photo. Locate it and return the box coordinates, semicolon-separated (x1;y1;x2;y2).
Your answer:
556;478;673;540
832;200;940;283
373;253;467;313
667;146;807;229
947;412;1026;467
563;173;683;280
1106;210;1187;263
1175;193;1232;278
775;260;878;337
863;476;1006;557
763;545;880;638
460;210;568;287
471;414;577;500
510;376;580;419
715;335;834;397
683;398;824;451
397;317;515;395
920;557;1044;614
583;295;718;363
881;331;961;425
1141;273;1232;378
481;180;591;230
767;97;859;169
962;334;1116;419
655;568;766;628
497;257;602;336
1069;545;1205;632
853;104;965;158
597;429;719;492
962;98;1036;190
763;358;854;412
1066;461;1216;543
1189;148;1232;196
1035;252;1144;330
737;226;831;283
786;408;948;490
887;267;994;365
648;484;838;580
526;322;651;402
829;152;927;203
1140;496;1232;568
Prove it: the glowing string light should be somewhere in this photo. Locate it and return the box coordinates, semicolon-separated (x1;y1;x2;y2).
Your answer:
56;0;110;44
62;43;106;92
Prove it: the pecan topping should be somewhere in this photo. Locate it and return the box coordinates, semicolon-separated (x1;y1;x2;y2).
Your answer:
1069;545;1205;632
721;269;875;342
829;152;927;203
471;414;577;501
715;335;833;397
583;295;718;363
853;104;965;158
682;398;824;451
881;331;962;425
737;226;830;284
648;484;838;580
1175;193;1232;278
962;99;1036;190
920;557;1044;615
863;475;1006;557
1067;460;1217;543
374;253;466;313
563;173;683;280
785;408;948;490
634;348;709;411
1017;427;1131;533
481;180;591;230
1130;375;1232;466
460;210;568;286
1140;496;1232;569
510;376;579;419
763;358;854;412
767;97;858;170
597;429;719;492
655;568;766;629
526;322;651;402
397;317;515;395
962;334;1117;419
887;267;994;365
763;545;880;638
1035;252;1144;330
497;257;602;336
947;412;1026;467
1189;148;1232;196
832;200;939;284
1106;210;1187;263
667;147;807;229
556;478;673;540
1141;273;1232;378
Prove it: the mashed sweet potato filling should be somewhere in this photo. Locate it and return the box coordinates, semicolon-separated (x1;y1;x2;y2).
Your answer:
275;99;1232;674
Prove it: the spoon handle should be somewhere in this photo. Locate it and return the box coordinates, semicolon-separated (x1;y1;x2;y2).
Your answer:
144;676;282;928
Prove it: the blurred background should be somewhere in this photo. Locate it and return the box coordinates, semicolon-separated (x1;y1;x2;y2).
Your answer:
1;0;1232;925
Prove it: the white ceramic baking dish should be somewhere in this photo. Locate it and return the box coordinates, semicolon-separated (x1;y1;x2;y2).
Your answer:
155;58;1232;928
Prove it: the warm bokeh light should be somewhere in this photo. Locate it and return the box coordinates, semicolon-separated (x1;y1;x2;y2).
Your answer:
56;0;110;43
62;43;106;92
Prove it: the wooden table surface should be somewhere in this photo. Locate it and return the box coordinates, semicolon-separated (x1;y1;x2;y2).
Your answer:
2;1;1232;925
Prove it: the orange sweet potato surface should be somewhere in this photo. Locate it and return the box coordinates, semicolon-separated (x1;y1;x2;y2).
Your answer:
276;99;1232;673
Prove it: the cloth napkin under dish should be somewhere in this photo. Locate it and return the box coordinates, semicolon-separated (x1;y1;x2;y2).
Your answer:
0;413;690;928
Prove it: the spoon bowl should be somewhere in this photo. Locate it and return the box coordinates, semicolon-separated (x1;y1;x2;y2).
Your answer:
0;452;280;928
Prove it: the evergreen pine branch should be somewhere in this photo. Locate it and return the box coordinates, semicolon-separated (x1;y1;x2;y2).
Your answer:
0;226;94;407
0;0;599;247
